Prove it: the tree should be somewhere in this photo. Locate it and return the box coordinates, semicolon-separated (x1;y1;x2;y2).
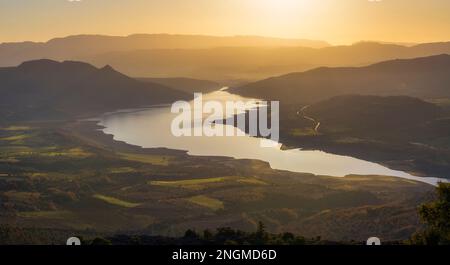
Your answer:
91;237;112;245
411;182;450;245
183;229;199;239
203;229;213;241
281;232;295;242
256;221;266;236
255;221;268;244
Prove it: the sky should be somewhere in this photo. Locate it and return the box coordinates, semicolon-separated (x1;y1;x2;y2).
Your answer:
1;0;450;44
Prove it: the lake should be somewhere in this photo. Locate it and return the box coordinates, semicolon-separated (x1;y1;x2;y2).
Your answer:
98;89;447;186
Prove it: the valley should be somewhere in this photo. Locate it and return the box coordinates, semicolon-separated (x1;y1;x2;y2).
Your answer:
0;120;434;244
2;0;450;251
0;54;448;245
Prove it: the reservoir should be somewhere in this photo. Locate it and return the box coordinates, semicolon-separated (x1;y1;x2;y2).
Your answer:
98;89;447;186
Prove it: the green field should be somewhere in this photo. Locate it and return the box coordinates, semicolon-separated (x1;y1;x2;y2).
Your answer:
0;134;31;141
17;210;74;219
93;194;141;208
118;152;171;166
290;128;318;136
186;195;224;211
0;126;33;131
149;177;230;189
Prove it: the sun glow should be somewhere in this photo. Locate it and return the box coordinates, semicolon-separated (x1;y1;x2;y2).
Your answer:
247;0;317;27
258;0;313;14
2;0;450;44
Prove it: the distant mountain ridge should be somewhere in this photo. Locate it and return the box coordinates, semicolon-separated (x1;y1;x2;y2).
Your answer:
230;54;450;103
2;33;329;49
0;59;189;122
82;41;450;80
138;77;222;93
0;34;329;67
1;35;450;80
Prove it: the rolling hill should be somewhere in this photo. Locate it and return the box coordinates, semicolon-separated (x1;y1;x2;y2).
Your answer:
0;59;189;122
305;95;445;138
279;95;450;178
231;54;450;103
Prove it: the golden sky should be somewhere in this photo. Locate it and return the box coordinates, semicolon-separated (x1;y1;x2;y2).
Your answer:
1;0;450;44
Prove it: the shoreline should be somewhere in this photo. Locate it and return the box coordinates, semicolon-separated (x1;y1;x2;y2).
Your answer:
85;110;446;186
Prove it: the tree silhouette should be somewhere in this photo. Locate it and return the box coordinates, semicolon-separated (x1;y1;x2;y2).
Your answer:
411;183;450;245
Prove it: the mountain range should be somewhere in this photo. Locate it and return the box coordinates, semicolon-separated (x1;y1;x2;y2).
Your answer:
0;59;188;122
231;54;450;103
0;34;328;67
1;35;450;80
81;41;450;80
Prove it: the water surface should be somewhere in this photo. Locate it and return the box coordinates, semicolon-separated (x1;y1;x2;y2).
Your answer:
98;90;447;186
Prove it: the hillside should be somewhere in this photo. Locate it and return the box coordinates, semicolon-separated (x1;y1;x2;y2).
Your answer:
231;54;450;103
279;95;450;178
307;95;443;133
0;60;189;122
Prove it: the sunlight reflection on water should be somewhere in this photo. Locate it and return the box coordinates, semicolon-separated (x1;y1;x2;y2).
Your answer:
98;89;447;186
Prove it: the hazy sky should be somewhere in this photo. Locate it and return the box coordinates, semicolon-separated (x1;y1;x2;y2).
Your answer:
1;0;450;44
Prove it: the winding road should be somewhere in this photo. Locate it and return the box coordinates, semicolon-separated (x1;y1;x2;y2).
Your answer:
297;105;321;133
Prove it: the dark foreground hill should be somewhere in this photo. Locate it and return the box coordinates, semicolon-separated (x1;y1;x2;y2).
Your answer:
0;59;189;122
231;54;450;104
